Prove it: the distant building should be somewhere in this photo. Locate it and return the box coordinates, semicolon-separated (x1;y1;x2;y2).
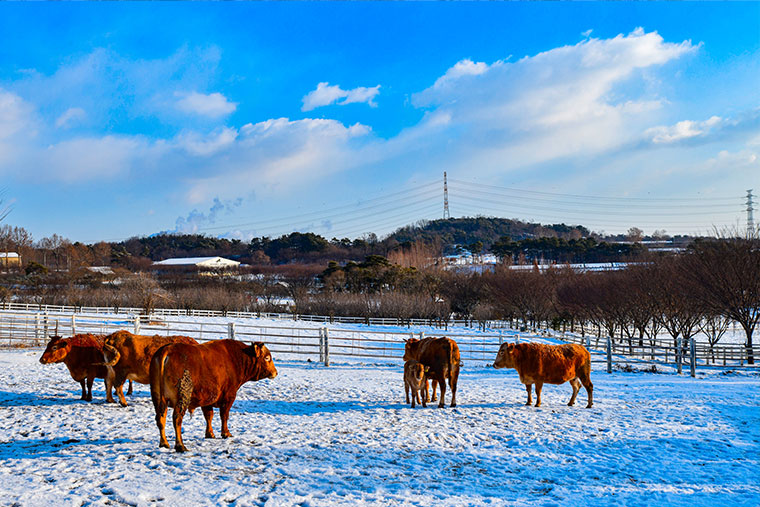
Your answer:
0;252;20;267
86;266;115;276
153;256;241;270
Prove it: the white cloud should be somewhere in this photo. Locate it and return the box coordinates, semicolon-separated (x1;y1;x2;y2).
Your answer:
406;28;697;175
0;89;34;140
301;82;381;111
175;91;237;118
646;116;723;144
55;107;87;128
40;136;144;182
176;127;238;156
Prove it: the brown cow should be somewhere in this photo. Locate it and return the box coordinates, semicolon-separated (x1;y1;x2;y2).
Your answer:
493;342;593;408
149;339;278;452
101;330;198;407
403;337;460;408
40;334;115;402
404;360;429;408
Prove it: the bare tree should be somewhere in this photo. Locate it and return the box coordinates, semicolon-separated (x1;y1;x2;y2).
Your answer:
680;237;760;364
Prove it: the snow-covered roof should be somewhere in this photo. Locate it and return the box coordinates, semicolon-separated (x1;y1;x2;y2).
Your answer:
153;256;240;268
0;252;19;258
87;266;114;275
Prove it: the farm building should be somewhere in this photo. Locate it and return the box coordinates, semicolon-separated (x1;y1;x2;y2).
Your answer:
153;256;241;270
0;252;20;267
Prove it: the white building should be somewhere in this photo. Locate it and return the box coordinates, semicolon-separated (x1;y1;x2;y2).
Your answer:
153;256;241;269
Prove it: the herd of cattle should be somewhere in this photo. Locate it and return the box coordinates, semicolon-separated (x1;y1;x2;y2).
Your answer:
39;331;593;452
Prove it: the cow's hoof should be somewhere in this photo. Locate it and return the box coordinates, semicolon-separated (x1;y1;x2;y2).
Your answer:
586;404;593;409
175;444;188;453
205;432;215;439
221;432;232;439
159;441;170;449
568;402;575;407
437;404;446;409
450;403;457;408
119;401;128;408
106;398;116;404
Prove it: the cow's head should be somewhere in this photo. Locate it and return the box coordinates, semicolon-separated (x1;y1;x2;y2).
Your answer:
40;336;70;364
405;361;428;388
245;342;278;380
493;342;517;369
403;338;420;362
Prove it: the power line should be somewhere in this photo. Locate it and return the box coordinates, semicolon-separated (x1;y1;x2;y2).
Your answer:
449;178;740;203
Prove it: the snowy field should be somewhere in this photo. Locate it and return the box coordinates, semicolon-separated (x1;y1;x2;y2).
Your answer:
1;349;759;507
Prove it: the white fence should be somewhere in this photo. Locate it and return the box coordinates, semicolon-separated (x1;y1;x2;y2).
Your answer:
1;307;758;374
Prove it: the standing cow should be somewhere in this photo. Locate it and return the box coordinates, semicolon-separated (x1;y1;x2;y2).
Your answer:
150;339;278;452
404;360;429;408
101;330;198;407
403;337;460;408
492;342;593;408
40;334;115;402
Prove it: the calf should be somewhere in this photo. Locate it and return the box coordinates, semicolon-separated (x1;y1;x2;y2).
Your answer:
404;360;429;408
39;334;115;402
493;342;593;408
150;339;278;452
403;337;460;408
101;330;198;406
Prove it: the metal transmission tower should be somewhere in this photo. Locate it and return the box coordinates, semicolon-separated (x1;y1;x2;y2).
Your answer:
443;172;451;219
747;189;755;235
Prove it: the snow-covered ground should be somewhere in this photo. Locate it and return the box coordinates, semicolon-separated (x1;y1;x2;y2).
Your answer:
1;349;758;506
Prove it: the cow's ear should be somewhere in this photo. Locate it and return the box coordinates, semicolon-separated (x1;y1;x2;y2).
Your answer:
403;339;408;343
424;366;430;373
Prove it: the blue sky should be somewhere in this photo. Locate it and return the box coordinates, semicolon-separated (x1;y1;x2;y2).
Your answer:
0;2;758;244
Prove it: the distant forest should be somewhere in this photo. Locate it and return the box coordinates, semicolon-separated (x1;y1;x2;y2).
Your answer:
107;217;655;266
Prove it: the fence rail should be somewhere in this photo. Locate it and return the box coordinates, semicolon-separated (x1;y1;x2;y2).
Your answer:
1;308;758;374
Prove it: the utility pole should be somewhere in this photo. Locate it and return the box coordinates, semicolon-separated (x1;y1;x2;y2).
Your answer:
747;189;755;236
443;172;450;219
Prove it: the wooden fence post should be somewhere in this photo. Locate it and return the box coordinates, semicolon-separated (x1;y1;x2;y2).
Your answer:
319;329;325;363
134;315;141;335
676;337;683;375
323;327;330;367
35;313;41;345
690;337;696;377
228;322;236;340
606;336;612;373
585;335;590;350
71;315;76;336
43;312;49;339
418;331;425;340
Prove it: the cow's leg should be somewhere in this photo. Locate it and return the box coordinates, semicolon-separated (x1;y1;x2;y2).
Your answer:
449;368;459;408
85;376;94;402
154;400;170;449
429;380;438;402
405;382;410;405
114;372;129;407
422;380;428;408
578;362;594;408
172;407;188;452
127;380;133;396
105;368;116;403
79;380;87;400
535;382;544;407
525;384;533;406
203;407;215;439
437;376;446;409
220;398;235;438
568;378;581;406
410;387;416;408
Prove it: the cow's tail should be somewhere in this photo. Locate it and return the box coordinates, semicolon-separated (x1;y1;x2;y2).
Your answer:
100;343;120;366
149;346;170;414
